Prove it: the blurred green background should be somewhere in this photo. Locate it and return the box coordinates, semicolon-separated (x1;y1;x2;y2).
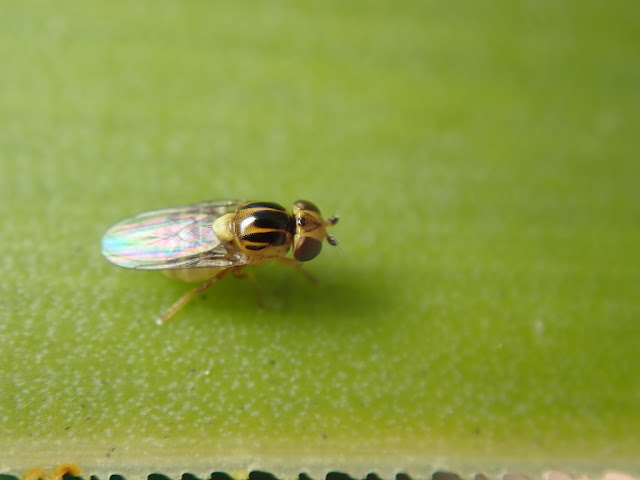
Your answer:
1;0;639;477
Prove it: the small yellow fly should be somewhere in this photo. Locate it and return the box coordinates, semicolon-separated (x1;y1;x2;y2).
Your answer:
101;200;338;324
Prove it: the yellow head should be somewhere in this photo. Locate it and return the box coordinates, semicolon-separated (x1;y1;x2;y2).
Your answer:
291;200;339;262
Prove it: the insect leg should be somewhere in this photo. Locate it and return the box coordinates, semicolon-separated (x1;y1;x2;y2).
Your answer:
156;268;233;325
274;257;317;284
232;267;265;308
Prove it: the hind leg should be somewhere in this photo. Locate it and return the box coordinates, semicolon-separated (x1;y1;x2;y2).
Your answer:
156;268;235;325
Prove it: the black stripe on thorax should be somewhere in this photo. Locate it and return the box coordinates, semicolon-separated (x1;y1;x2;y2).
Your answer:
252;211;293;231
240;204;294;234
242;230;289;247
240;201;287;212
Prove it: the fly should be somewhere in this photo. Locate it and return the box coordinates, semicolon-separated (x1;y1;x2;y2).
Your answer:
101;199;338;324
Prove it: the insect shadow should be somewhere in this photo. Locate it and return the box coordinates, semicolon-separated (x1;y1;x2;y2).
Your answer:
170;262;388;326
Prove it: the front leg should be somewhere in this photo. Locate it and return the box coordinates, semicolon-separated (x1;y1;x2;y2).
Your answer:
275;257;318;284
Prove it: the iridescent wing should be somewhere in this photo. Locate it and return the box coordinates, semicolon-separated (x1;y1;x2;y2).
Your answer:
101;200;247;270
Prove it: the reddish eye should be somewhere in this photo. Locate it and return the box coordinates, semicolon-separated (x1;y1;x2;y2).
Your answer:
294;200;321;213
294;236;322;261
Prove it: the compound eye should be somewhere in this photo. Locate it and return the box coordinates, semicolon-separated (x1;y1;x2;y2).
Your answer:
293;236;323;262
294;200;321;214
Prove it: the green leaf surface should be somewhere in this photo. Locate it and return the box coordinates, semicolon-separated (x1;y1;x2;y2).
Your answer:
1;0;639;478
